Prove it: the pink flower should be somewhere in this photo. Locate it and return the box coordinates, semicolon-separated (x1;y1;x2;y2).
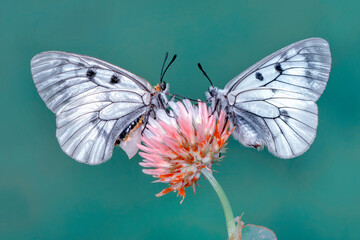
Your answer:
138;100;233;202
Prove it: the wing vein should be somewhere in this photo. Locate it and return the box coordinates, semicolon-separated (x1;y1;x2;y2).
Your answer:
280;118;310;145
44;81;96;103
263;119;277;153
60;114;99;147
38;76;88;94
274;119;294;155
87;121;108;164
71;120;102;156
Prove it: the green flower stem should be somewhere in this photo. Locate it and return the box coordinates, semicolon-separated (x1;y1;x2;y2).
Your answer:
201;168;236;238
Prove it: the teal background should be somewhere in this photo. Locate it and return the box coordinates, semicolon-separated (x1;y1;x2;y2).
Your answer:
1;0;359;239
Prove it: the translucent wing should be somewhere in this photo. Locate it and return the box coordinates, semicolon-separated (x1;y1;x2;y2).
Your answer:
225;38;331;101
230;88;318;158
225;38;331;158
31;51;153;164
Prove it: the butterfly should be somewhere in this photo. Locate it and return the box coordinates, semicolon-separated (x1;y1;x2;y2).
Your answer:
204;38;331;158
31;51;176;165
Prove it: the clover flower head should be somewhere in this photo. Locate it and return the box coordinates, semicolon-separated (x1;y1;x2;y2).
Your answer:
138;99;233;202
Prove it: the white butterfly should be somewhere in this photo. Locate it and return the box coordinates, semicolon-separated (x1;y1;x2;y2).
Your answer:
31;51;175;165
205;38;331;158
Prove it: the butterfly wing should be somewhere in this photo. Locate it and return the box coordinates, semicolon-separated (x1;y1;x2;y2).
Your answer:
229;88;318;158
224;38;331;158
31;51;153;164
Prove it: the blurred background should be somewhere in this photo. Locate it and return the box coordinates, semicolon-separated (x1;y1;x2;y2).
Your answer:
0;0;359;239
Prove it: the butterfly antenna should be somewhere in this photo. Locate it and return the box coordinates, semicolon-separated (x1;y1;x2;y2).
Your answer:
197;63;213;87
160;52;169;83
160;54;177;83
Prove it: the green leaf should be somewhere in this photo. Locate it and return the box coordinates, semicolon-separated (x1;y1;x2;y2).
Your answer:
241;224;277;240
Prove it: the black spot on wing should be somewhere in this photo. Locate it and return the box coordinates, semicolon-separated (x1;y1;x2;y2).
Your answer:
86;69;96;80
255;72;264;81
110;74;120;84
280;109;290;123
275;63;283;73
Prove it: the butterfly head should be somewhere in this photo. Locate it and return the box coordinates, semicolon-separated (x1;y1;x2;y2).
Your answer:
154;82;169;93
205;86;220;111
207;86;218;98
206;86;231;115
206;86;220;104
160;81;167;91
151;82;170;112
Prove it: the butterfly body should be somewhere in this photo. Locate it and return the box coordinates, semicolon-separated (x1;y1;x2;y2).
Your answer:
31;51;170;165
206;38;331;159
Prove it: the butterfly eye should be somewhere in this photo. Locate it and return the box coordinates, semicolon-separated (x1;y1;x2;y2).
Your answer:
160;82;166;91
209;87;217;97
